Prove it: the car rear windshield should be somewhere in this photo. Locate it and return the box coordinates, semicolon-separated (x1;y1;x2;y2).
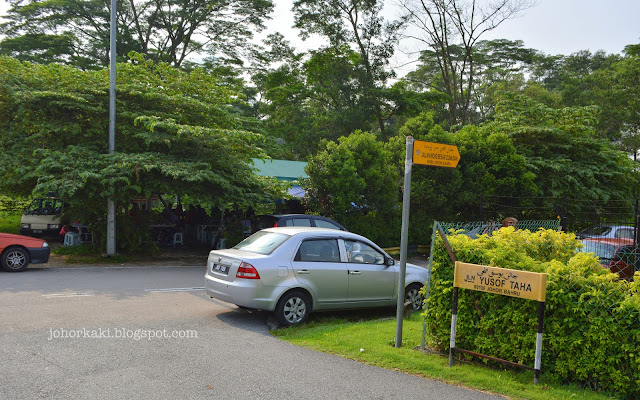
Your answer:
233;231;291;255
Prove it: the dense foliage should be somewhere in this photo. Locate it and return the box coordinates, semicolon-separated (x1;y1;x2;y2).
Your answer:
0;0;273;68
425;228;640;397
0;0;639;258
304;102;636;246
304;130;400;246
0;55;285;251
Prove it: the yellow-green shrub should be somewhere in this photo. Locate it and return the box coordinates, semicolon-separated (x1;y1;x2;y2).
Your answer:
424;227;640;398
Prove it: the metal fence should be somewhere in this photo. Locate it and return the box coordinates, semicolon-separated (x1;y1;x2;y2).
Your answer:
422;220;640;399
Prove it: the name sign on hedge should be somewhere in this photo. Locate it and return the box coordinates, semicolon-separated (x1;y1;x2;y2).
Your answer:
449;261;548;384
453;262;547;302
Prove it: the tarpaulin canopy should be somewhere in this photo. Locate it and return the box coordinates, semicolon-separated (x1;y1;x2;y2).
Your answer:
252;159;308;182
252;159;308;198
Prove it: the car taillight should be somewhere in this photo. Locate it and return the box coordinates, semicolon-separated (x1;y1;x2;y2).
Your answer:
236;262;260;279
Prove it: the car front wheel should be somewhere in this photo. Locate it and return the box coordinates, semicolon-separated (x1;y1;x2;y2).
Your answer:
405;283;424;311
274;291;311;327
1;247;30;272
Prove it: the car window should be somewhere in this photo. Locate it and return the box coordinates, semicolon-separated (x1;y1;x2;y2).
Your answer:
295;239;340;262
53;199;64;214
615;228;634;239
580;226;611;236
344;240;385;265
314;219;342;230
25;199;42;215
255;215;278;230
233;231;290;255
285;217;312;227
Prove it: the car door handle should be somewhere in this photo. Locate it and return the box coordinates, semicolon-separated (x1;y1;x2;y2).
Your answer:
349;271;361;275
297;270;310;274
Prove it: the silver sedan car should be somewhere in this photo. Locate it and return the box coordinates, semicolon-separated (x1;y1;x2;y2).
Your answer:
204;227;428;326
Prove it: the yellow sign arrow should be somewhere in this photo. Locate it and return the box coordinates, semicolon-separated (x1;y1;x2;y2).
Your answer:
413;140;460;168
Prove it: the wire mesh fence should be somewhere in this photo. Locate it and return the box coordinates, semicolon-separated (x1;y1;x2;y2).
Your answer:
422;220;640;399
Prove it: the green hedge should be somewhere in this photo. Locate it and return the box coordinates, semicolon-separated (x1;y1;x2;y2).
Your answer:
425;227;640;398
0;195;28;234
0;195;28;214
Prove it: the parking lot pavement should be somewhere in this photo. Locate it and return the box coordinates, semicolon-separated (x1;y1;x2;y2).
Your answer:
0;266;503;400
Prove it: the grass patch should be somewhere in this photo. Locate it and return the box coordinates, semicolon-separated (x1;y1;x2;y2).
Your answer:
272;312;616;400
0;212;21;234
53;243;132;264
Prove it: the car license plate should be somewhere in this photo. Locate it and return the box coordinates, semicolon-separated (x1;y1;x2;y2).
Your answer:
212;263;229;275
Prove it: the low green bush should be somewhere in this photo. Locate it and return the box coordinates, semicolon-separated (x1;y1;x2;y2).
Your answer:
424;227;640;398
0;196;28;234
0;212;21;234
0;195;29;214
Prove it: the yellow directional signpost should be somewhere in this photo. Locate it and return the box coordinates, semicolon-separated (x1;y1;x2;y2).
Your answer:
395;138;460;349
413;141;460;168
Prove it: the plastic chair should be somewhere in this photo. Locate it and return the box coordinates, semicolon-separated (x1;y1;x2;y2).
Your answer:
64;232;81;246
173;232;184;246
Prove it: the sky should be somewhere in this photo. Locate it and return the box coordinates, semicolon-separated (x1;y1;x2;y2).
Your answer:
260;0;640;77
1;0;638;69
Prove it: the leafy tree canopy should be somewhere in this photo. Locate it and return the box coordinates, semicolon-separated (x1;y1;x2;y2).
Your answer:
0;55;286;245
304;130;400;244
492;93;638;215
0;0;274;68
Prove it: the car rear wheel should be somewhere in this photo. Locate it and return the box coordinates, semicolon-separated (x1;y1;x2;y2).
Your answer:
1;247;30;272
404;283;424;311
274;291;311;327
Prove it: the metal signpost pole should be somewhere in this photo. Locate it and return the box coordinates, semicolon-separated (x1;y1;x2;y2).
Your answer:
534;301;546;384
449;286;459;367
395;136;414;348
106;0;117;256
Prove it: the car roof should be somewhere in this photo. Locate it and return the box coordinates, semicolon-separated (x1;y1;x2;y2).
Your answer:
260;226;365;240
585;224;634;229
262;214;327;218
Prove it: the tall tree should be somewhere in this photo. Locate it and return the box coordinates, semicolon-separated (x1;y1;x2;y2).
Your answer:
399;0;535;127
0;55;285;250
492;93;638;216
406;38;537;124
253;42;442;158
293;0;401;135
304;130;400;245
0;0;273;68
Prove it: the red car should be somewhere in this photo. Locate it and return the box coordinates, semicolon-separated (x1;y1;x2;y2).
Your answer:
580;238;639;281
0;233;50;272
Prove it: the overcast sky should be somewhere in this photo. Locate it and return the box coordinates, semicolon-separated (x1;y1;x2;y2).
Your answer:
1;0;638;66
261;0;640;76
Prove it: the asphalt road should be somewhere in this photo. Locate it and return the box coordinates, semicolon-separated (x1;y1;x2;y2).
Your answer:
0;265;504;400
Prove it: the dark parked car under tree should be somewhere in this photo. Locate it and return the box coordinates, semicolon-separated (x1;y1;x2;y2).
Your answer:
253;214;347;232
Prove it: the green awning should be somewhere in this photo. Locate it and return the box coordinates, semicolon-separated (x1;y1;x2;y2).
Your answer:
252;159;308;182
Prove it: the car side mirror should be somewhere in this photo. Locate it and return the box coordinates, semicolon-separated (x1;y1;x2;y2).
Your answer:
386;257;395;267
